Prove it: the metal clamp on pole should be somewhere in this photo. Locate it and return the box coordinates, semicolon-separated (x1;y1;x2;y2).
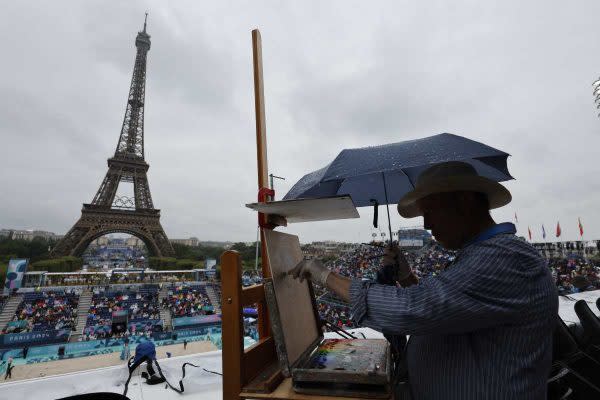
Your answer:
257;187;275;229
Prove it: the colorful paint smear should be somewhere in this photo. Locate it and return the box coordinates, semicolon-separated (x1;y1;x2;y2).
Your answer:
307;339;387;372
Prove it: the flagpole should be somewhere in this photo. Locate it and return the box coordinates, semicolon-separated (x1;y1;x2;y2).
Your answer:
580;218;583;259
579;217;586;260
542;225;545;244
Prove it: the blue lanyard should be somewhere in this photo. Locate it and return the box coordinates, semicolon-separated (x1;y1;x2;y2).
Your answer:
462;222;516;248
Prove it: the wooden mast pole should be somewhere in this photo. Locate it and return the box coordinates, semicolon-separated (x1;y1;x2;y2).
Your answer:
252;29;272;338
222;29;284;400
253;29;269;191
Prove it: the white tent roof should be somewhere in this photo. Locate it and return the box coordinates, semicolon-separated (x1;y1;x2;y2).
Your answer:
0;328;384;400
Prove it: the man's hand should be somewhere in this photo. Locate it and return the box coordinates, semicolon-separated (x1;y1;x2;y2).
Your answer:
382;245;412;282
288;258;331;286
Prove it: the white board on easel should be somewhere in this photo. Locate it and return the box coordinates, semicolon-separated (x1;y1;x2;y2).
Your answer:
246;195;359;223
262;229;320;369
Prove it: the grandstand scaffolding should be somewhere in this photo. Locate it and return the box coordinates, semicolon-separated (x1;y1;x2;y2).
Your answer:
0;294;23;329
71;289;92;342
159;285;172;330
205;285;221;313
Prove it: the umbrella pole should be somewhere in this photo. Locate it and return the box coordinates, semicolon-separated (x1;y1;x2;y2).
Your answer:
382;172;394;246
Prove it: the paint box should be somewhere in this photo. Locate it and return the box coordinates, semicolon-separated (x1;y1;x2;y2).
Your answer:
263;230;391;398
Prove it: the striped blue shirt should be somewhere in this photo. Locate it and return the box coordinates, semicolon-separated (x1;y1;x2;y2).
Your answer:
350;227;558;399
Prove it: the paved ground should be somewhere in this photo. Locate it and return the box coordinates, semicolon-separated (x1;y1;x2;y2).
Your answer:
2;340;217;382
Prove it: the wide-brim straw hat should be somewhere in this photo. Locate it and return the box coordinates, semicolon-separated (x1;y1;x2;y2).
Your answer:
397;161;512;218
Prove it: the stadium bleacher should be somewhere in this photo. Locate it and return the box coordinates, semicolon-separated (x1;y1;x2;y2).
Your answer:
0;243;597;368
1;290;79;334
314;243;599;330
550;256;600;294
84;285;161;339
163;284;216;318
317;293;357;329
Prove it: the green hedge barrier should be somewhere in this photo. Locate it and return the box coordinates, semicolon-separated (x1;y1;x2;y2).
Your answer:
29;256;82;272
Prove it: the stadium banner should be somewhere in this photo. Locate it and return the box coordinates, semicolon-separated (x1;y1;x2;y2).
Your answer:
129;319;162;333
0;329;70;348
27;344;62;359
175;325;221;339
399;239;423;248
1;347;24;361
84;324;111;336
65;340;112;354
172;314;221;329
3;258;29;295
152;332;173;341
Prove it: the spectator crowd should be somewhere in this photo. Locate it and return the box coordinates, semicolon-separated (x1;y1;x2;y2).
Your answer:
314;242;598;330
88;287;160;322
84;285;161;339
317;294;357;330
44;272;199;287
550;257;600;295
162;284;216;317
2;289;80;334
1;240;598;343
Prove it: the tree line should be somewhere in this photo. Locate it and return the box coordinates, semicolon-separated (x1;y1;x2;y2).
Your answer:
169;242;262;270
0;237;263;283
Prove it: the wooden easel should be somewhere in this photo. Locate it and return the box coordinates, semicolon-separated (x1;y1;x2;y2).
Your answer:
221;28;283;400
221;29;364;400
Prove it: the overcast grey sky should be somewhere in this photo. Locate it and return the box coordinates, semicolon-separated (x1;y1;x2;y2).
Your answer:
1;1;599;244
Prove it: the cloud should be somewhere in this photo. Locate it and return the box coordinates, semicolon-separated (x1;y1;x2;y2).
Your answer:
1;0;599;244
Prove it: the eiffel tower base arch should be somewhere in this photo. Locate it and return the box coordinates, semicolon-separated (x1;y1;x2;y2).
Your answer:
51;205;175;258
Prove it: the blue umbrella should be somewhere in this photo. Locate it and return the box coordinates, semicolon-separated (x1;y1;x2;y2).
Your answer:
283;133;512;241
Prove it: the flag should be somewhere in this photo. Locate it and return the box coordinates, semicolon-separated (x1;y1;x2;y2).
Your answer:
542;225;546;239
514;213;518;224
528;227;532;241
556;221;561;238
578;218;584;237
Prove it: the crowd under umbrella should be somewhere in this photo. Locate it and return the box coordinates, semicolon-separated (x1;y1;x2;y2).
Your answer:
283;133;514;242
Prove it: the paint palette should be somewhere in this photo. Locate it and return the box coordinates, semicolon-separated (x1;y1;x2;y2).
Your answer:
291;338;391;398
305;339;388;373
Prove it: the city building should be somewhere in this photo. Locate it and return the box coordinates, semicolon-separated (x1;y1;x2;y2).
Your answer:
397;227;432;248
532;240;600;259
0;228;62;241
0;229;13;238
126;236;145;247
90;236;110;246
170;237;200;247
302;241;360;258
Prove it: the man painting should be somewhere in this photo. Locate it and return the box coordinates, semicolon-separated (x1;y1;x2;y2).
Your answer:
290;161;558;399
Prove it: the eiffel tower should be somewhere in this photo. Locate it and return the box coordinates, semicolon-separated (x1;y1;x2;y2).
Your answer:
52;15;175;258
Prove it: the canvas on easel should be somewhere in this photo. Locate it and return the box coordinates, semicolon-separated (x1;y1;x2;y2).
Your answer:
262;229;321;370
263;229;391;399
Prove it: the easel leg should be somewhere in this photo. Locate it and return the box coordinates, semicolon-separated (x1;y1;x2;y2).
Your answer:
221;251;244;399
